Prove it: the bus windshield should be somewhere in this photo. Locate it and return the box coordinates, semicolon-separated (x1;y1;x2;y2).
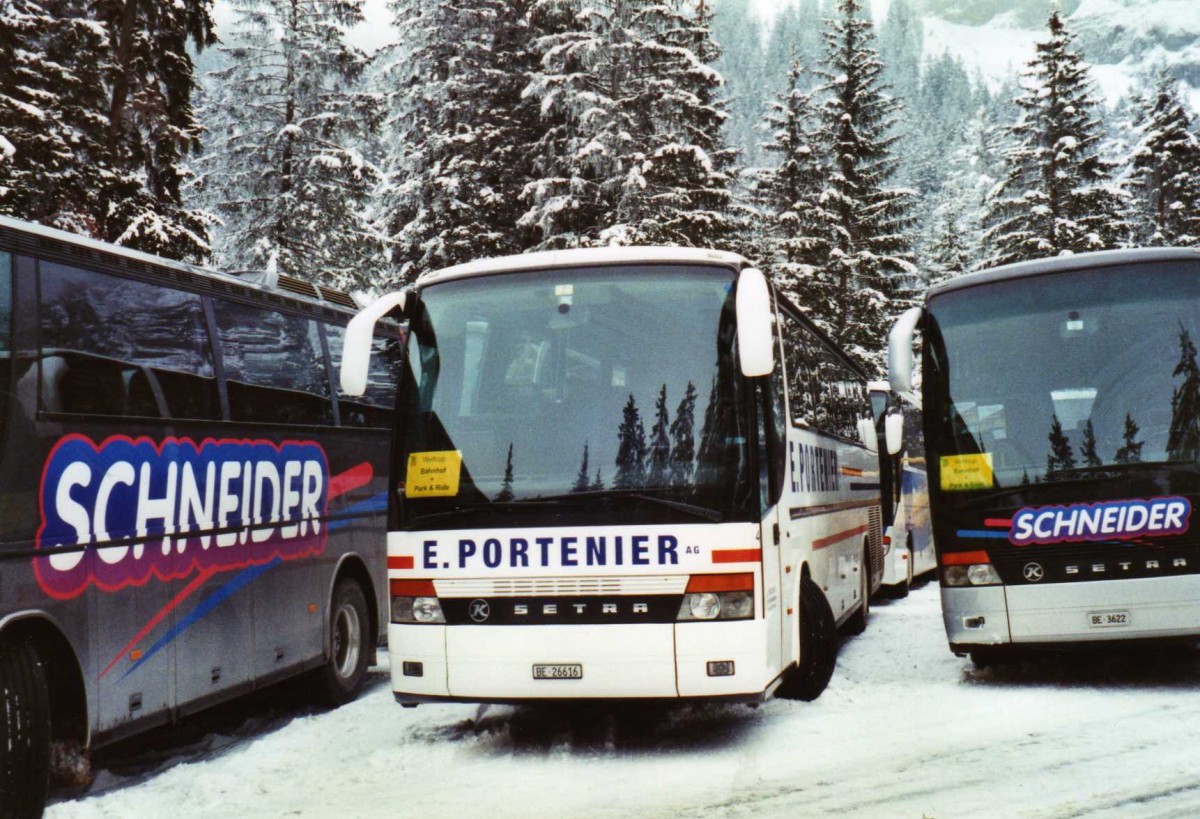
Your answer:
397;265;752;526
926;261;1200;488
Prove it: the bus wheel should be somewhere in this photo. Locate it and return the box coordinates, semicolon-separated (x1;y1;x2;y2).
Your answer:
0;638;51;818
777;575;837;702
315;580;370;707
845;546;870;635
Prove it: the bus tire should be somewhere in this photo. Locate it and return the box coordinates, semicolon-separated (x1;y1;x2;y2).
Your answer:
845;546;870;635
0;637;51;819
314;579;370;707
777;575;837;702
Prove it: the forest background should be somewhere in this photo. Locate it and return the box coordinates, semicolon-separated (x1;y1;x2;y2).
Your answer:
2;0;1199;370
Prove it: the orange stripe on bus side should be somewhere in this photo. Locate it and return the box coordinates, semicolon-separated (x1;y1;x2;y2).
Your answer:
712;548;762;563
388;555;415;570
812;524;869;551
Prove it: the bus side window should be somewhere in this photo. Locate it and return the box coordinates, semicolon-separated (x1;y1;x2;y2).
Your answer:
38;262;217;419
326;324;399;427
213;300;333;427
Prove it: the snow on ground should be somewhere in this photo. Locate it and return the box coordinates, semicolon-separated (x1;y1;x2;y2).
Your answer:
47;581;1200;818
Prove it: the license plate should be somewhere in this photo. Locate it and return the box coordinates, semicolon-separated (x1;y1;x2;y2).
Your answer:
532;664;582;680
1087;610;1131;628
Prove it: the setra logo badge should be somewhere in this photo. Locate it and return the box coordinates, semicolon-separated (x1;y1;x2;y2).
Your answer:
468;599;491;623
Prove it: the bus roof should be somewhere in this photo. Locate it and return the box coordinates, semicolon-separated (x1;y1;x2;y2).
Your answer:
0;215;362;313
927;247;1200;300
417;246;751;287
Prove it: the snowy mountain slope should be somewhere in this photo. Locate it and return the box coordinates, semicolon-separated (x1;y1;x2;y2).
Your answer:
919;0;1200;108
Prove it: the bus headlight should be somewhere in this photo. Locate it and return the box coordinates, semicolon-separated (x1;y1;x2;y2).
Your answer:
677;573;756;621
944;564;1002;586
412;597;446;623
688;592;722;620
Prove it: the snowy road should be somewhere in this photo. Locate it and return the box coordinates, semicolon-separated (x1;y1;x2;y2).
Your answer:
48;580;1200;818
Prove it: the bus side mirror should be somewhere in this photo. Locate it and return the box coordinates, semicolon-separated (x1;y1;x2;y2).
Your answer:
857;417;878;452
888;306;923;400
340;290;407;396
736;267;775;378
885;411;904;456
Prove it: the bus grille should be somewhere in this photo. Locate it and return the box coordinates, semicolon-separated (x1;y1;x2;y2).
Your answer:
434;575;688;598
868;506;884;576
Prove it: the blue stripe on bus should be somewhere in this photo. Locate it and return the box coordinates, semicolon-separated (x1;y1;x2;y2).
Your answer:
121;556;283;681
327;492;389;532
957;530;1011;539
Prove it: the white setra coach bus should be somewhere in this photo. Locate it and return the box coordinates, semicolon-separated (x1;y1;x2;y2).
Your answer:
341;247;882;704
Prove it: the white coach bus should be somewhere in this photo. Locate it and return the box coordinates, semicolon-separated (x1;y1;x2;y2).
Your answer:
342;248;882;704
889;248;1200;665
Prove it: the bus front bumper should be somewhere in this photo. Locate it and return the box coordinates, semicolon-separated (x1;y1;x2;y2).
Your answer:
387;620;777;701
944;575;1200;652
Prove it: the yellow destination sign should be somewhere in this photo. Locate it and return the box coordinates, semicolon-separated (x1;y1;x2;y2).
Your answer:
406;450;462;498
940;453;993;491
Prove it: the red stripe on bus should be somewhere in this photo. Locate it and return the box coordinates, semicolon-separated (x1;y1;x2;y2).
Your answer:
388;555;415;570
942;550;991;565
812;524;869;551
984;518;1012;528
329;462;374;499
99;567;217;680
712;549;761;563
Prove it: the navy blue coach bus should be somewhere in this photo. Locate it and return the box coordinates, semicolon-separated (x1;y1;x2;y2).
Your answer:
0;217;398;816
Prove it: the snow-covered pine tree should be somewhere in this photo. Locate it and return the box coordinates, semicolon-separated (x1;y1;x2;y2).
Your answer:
982;12;1130;267
606;0;739;248
196;0;382;288
878;0;922;104
810;0;915;366
90;0;217;260
668;380;697;488
0;0;104;228
1127;69;1200;247
712;0;766;169
0;0;213;260
520;0;610;249
1114;412;1143;464
379;0;539;280
1080;419;1102;468
755;58;835;312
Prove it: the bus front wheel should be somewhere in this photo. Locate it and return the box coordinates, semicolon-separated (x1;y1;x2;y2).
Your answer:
0;637;51;819
314;579;371;707
777;575;837;702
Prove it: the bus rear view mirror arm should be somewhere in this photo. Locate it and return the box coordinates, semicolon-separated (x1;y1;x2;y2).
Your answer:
736;268;775;378
888;306;923;399
341;290;407;396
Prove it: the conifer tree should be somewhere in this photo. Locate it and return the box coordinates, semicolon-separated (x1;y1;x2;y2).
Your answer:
573;442;591;492
197;0;382;288
496;443;516;501
810;0;915;363
647;385;672;487
1115;412;1144;464
1127;69;1200;247
712;0;767;168
1080;419;1102;468
1046;414;1076;478
614;393;648;489
756;59;835;310
669;381;698;488
379;0;539;279
1168;327;1200;462
983;12;1130;266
